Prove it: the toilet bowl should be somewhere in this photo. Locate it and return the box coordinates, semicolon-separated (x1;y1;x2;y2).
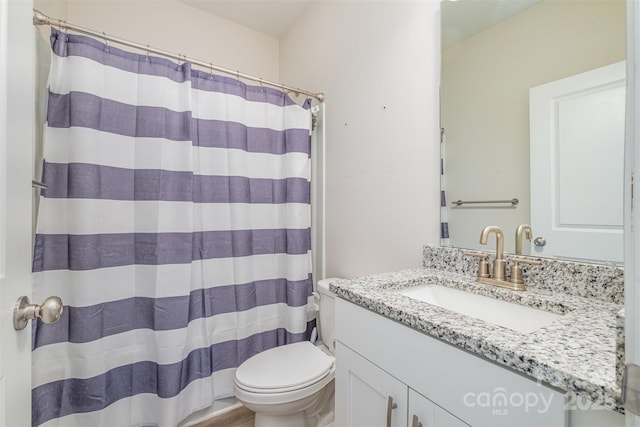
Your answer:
234;278;338;427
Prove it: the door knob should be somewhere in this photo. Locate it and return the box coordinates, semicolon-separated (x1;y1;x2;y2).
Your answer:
533;237;547;247
13;295;63;331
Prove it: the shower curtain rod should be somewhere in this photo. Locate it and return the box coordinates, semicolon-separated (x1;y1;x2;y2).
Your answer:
32;9;325;102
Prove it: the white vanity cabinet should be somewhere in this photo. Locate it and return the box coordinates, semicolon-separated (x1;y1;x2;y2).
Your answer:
334;298;567;426
336;342;468;427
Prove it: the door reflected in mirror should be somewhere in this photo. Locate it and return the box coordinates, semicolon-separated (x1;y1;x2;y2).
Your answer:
441;0;626;264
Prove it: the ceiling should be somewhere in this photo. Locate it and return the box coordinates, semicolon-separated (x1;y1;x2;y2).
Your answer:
179;0;541;42
179;0;313;37
442;0;542;46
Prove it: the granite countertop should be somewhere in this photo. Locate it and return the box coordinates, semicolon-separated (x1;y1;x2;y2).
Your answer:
330;267;624;413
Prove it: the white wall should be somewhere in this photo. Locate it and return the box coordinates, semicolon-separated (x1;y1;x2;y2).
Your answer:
34;0;280;83
442;0;626;254
280;1;442;278
34;0;67;23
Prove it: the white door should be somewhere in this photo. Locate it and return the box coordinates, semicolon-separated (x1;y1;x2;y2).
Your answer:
0;0;34;426
530;61;625;264
627;1;640;426
335;342;408;427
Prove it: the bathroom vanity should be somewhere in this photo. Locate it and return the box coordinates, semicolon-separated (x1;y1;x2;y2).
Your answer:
332;245;625;426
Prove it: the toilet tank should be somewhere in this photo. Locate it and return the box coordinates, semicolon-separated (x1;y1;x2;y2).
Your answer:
316;278;338;353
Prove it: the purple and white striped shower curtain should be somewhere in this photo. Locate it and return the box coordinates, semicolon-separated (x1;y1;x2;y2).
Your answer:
440;129;450;246
31;28;314;427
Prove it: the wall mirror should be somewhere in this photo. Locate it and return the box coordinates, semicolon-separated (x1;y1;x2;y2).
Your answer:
441;0;626;264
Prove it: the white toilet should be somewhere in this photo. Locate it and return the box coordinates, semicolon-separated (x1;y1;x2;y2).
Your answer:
233;278;337;427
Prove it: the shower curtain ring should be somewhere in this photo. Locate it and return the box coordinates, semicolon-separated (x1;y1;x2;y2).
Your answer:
236;70;240;82
209;62;213;79
145;45;150;61
57;19;69;33
103;32;109;51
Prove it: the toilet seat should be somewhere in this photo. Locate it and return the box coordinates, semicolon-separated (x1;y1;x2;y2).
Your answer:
237;369;333;394
235;341;334;394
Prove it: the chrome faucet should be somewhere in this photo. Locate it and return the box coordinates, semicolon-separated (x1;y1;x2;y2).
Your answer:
515;224;532;255
479;225;506;280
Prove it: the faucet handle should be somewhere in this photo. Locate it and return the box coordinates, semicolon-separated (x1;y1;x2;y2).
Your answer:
509;256;542;285
511;256;542;266
464;251;490;278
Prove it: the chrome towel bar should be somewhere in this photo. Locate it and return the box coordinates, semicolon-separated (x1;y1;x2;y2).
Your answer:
32;180;48;190
451;198;518;207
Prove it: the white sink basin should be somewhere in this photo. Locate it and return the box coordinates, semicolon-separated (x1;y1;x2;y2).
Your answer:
395;284;564;333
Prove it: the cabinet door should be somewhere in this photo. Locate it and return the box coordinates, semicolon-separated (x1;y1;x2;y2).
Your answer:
409;389;469;427
336;342;408;427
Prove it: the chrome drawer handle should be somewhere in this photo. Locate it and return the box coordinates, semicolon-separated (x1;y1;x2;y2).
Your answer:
386;396;398;427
